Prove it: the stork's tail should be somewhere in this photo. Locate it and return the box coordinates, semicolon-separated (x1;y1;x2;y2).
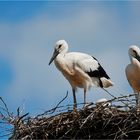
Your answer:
100;77;114;88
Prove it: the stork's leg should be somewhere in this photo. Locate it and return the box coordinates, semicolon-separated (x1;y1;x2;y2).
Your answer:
83;89;87;108
72;88;77;109
135;93;138;106
135;93;140;112
138;93;140;106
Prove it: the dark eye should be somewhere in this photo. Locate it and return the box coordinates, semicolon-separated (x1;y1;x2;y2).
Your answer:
133;50;137;54
58;44;62;49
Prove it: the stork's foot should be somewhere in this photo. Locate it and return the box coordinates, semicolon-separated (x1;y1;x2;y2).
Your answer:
73;103;77;111
72;106;78;116
73;107;77;112
136;107;140;115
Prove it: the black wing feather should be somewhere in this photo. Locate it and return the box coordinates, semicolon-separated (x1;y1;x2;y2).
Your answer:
86;65;110;79
86;56;110;79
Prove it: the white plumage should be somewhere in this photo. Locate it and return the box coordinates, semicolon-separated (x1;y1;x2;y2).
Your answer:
125;45;140;109
96;98;111;107
49;40;113;109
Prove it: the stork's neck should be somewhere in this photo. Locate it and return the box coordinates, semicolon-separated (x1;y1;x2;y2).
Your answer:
54;53;66;69
130;56;140;67
129;54;135;63
54;52;73;76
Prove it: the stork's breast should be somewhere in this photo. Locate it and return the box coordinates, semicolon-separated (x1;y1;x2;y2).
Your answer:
126;64;140;92
63;70;86;88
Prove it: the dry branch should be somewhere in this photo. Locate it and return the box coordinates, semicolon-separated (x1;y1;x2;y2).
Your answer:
7;93;140;140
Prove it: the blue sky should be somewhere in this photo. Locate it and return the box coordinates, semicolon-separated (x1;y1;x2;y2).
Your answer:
0;1;140;138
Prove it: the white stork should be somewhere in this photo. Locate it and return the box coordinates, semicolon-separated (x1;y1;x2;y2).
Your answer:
125;45;140;109
49;40;113;109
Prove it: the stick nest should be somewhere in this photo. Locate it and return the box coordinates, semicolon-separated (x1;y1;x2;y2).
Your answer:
8;93;140;139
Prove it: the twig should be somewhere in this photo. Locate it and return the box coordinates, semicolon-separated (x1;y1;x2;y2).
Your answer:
0;97;11;118
16;113;29;125
36;91;69;117
51;91;69;114
102;88;132;109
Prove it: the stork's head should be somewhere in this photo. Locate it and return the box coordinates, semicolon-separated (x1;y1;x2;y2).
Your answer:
128;45;140;62
49;40;68;65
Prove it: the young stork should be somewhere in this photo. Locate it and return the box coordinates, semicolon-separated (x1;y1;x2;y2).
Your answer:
125;45;140;109
49;40;113;109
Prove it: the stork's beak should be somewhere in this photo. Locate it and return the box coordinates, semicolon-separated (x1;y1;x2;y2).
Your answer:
137;56;140;62
136;55;140;62
49;50;59;65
